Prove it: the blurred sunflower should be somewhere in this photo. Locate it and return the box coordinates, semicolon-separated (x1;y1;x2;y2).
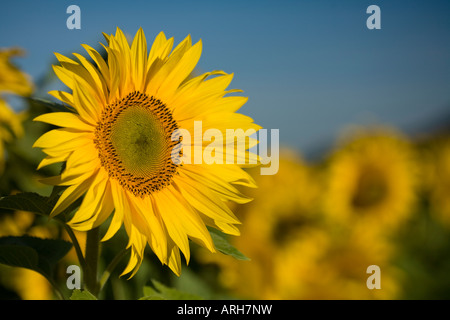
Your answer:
33;27;260;276
322;128;417;231
0;48;33;174
420;137;450;227
201;151;320;299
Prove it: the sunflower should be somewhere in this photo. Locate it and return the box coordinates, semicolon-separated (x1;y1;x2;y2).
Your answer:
0;48;33;174
33;28;260;276
272;216;403;299
420;136;450;227
322;127;417;231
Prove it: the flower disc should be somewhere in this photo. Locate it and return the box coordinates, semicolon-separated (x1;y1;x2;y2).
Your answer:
95;91;180;197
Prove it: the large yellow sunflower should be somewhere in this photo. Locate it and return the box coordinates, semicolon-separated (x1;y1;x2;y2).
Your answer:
33;28;260;276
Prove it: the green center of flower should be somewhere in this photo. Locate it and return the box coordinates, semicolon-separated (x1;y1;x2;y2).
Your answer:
110;107;167;178
94;91;181;197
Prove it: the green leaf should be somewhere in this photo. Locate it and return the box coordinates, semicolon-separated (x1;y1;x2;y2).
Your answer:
209;228;250;261
70;289;97;300
140;279;203;300
28;97;75;113
0;245;39;271
0;192;54;216
0;236;72;280
0;190;81;222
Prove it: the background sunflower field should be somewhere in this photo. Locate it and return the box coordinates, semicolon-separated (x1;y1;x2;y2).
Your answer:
1;0;450;300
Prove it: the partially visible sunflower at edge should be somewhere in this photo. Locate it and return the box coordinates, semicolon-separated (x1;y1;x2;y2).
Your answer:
0;48;33;174
322;127;418;232
420;136;450;227
33;28;260;276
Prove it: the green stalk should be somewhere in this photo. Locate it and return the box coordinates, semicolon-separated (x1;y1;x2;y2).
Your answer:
84;227;100;297
99;248;128;292
63;224;88;274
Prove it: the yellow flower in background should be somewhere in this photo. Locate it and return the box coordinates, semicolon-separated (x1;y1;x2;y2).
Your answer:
203;149;403;299
272;227;330;299
322;128;417;231
240;150;320;246
420;137;450;227
202;151;320;299
0;48;33;96
33;27;260;276
0;48;33;174
273;222;402;299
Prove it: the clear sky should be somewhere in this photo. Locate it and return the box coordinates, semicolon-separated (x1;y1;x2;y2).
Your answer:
1;0;450;158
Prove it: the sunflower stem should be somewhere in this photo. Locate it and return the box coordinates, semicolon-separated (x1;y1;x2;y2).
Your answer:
99;248;128;292
85;227;100;297
64;224;88;275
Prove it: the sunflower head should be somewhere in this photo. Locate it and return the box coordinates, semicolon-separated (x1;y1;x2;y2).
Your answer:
34;27;260;276
322;127;418;230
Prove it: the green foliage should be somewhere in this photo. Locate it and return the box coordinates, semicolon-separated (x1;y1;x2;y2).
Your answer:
0;192;55;216
70;289;97;300
141;279;203;300
208;228;250;261
0;189;83;222
0;236;72;282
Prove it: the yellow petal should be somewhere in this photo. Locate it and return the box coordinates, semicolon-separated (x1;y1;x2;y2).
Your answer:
166;239;181;276
156;40;202;101
72;78;100;124
73;52;107;100
50;170;97;217
152;189;191;263
130;28;147;91
132;195;168;264
102;180;125;242
37;154;69;170
33;128;89;149
174;175;240;224
69;173;114;230
181;166;253;204
81;44;111;88
146;35;193;95
48;90;75;108
33;112;94;132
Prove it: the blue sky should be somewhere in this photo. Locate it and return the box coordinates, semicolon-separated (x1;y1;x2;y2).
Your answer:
1;0;450;157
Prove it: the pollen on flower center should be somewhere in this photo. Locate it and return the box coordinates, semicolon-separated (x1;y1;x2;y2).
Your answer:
94;91;181;197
